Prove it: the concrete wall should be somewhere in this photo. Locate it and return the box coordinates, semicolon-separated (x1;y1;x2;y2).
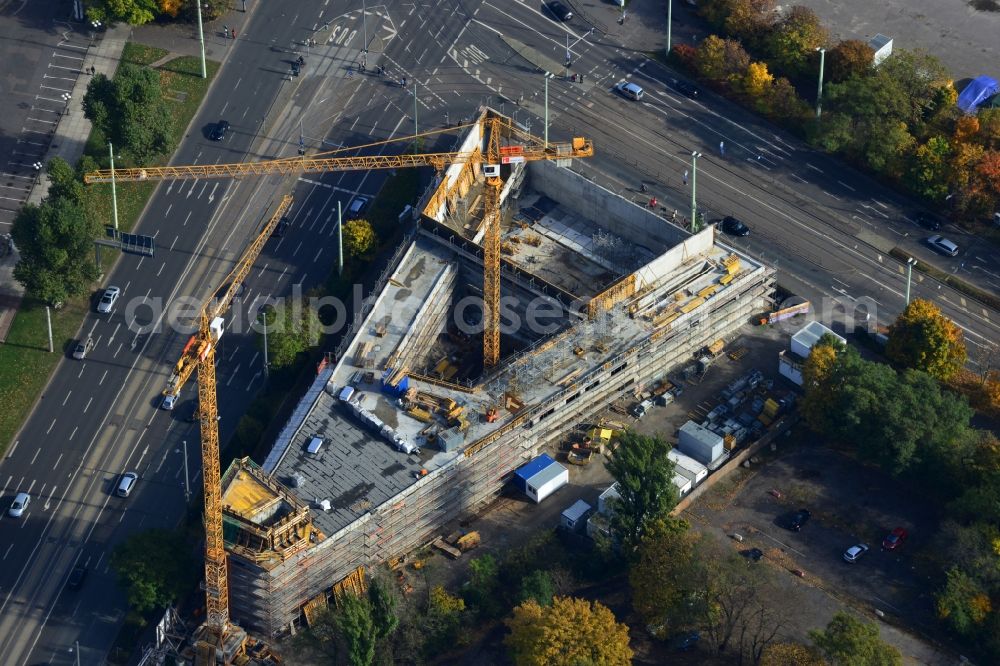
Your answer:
527;160;689;253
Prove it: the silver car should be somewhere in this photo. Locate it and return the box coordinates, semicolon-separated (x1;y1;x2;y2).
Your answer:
843;543;869;563
926;235;959;257
72;336;95;360
97;286;120;313
116;472;138;498
8;492;30;518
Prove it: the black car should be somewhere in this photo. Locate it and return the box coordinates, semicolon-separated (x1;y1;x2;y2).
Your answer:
272;216;290;238
741;547;764;562
547;1;572;21
209;120;230;141
676;80;700;98
720;216;750;237
788;508;812;531
67;565;88;590
912;211;941;231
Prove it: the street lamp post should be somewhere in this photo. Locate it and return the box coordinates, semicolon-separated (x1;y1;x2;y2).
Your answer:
544;73;551;149
690;151;702;232
666;0;673;56
815;47;826;120
181;440;190;501
109;142;119;231
195;2;207;78
361;0;368;68
905;258;917;305
258;308;270;375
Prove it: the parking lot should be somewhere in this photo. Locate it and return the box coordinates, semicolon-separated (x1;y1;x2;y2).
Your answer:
684;436;955;664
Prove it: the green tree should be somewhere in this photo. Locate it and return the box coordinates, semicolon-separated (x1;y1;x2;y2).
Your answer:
343;218;377;258
695;35;729;82
86;0;159;25
828;39;875;83
368;575;399;642
11;195;102;305
423;585;466;656
335;592;376;666
83;65;173;165
629;518;702;635
809;611;902;666
504;596;633;666
45;157;85;204
864;119;916;178
765;6;828;77
464;554;502;618
606;431;679;550
722;0;777;45
110;528;195;613
887;298;967;381
906;136;953;201
517;569;556;607
257;298;322;368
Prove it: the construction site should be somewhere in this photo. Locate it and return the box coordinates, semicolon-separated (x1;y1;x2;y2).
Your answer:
213;109;776;638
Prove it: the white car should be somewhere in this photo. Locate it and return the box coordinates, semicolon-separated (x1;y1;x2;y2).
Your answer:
925;235;959;257
8;492;30;518
161;393;177;411
97;286;121;313
843;543;870;563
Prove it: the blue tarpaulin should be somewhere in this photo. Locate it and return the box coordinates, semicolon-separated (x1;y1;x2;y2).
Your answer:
957;76;999;114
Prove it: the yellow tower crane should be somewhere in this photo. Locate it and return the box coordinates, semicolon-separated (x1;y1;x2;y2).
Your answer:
84;115;594;368
168;195;293;662
85;114;592;663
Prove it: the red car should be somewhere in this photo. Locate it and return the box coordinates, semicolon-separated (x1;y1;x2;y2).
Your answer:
882;527;908;550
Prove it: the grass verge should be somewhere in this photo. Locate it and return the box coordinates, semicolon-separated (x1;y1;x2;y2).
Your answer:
0;44;220;455
889;247;1000;311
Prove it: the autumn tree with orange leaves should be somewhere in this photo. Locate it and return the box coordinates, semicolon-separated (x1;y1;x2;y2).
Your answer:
887;299;966;381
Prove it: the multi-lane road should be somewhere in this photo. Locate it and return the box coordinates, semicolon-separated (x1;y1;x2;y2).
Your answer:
0;1;997;663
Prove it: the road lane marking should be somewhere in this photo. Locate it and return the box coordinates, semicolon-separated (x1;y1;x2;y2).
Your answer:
62;391;71;407
53;453;63;469
313;248;323;262
837;180;856;192
806;163;823;173
30;448;40;465
46;418;56;434
99;370;107;385
170;235;178;251
83;397;92;413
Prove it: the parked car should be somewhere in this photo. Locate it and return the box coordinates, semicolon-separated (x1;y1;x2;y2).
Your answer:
8;491;30;518
209;120;230;141
675;80;700;98
843;543;870;563
67;564;88;590
926;234;959;257
546;1;572;21
72;336;95;360
719;216;750;237
787;508;811;531
882;527;908;551
96;286;120;314
741;547;764;562
614;81;644;101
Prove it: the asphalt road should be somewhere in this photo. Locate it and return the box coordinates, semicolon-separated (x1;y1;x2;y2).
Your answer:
1;1;998;664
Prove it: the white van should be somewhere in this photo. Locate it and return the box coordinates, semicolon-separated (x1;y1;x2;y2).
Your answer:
614;81;644;101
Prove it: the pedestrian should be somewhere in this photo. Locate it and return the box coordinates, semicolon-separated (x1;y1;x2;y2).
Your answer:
683;169;689;186
402;76;407;87
232;28;237;39
640;183;647;193
579;73;584;83
348;69;354;79
224;25;229;38
719;140;725;157
92;66;97;75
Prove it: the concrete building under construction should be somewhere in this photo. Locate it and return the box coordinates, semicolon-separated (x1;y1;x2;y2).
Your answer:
219;110;775;637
